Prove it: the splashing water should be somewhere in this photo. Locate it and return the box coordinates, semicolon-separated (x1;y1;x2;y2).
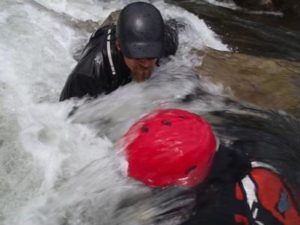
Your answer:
0;0;231;224
2;0;300;224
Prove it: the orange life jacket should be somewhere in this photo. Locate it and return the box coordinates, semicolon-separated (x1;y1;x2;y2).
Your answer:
234;162;300;225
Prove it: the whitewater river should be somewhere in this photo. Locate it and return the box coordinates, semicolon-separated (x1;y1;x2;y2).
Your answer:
1;0;299;225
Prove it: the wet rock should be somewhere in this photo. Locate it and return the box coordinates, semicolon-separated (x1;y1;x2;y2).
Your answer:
196;48;300;117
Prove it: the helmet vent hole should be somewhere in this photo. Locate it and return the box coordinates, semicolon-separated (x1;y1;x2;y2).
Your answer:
161;120;172;126
141;125;149;133
185;165;197;175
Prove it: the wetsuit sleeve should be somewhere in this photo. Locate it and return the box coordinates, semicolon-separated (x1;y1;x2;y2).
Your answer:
59;72;101;101
59;26;110;101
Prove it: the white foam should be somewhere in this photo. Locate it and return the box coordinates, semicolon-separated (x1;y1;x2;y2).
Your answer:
32;0;111;22
0;0;229;224
203;0;238;9
155;1;228;51
202;0;283;16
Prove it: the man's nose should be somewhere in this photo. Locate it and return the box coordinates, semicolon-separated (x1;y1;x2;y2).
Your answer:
138;58;155;67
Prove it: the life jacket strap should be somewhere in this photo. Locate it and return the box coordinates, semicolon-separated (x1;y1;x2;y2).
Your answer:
107;29;116;76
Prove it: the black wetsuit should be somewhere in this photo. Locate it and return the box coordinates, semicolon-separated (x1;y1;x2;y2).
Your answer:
59;21;178;101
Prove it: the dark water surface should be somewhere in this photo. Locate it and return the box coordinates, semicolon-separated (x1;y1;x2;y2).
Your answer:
168;0;300;61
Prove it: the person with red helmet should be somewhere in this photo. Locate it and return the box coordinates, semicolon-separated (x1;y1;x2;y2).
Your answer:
120;108;300;225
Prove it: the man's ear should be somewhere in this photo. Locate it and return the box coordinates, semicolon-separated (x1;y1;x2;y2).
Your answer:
116;40;121;51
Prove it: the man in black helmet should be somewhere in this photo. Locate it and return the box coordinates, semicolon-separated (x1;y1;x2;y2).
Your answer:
59;2;178;101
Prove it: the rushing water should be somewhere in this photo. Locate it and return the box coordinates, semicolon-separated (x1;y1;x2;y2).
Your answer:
0;0;299;225
169;0;300;61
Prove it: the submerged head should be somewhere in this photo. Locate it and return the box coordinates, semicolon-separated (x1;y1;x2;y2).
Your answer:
116;2;165;82
120;109;217;188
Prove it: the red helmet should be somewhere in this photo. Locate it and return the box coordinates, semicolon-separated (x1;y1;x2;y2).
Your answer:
121;109;217;188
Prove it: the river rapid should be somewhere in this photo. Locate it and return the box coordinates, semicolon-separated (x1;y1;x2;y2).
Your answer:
0;0;299;225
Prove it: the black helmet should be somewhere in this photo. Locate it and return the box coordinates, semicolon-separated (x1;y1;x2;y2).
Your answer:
116;2;164;59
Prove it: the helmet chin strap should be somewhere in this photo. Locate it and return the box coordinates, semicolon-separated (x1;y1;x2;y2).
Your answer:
156;59;160;67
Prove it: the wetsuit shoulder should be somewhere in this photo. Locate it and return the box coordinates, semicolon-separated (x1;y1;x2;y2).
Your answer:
59;25;131;101
182;147;252;225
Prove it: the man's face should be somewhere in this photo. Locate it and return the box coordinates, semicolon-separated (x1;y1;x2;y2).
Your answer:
124;57;157;82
